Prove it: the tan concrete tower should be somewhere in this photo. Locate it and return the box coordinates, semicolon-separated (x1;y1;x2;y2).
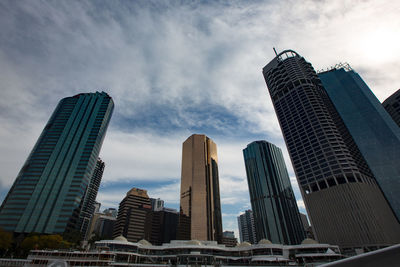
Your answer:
178;134;223;242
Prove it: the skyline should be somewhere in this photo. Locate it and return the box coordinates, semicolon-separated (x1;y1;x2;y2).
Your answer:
1;0;400;238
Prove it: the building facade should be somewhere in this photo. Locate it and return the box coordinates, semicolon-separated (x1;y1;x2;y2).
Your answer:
79;158;105;237
243;141;305;245
148;208;179;245
319;68;400;222
178;134;223;242
0;92;113;234
237;210;257;244
150;198;165;211
87;212;116;240
26;238;344;266
113;188;152;242
262;50;400;251
383;89;400;127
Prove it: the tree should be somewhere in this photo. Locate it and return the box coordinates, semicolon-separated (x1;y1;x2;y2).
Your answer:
19;234;72;257
0;228;13;256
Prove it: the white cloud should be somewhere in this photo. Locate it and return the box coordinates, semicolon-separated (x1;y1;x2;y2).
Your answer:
1;0;399;232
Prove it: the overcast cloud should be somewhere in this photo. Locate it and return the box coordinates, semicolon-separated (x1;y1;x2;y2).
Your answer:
1;0;399;238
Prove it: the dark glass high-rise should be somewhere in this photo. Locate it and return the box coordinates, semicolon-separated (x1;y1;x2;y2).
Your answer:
262;50;400;251
243;141;305;245
0;92;114;235
383;89;400;128
319;67;400;222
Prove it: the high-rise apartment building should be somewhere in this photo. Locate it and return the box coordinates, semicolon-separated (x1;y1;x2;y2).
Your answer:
113;188;152;242
178;134;223;242
79;158;105;237
0;92;113;234
319;68;400;221
243;141;305;245
237;210;257;244
262;50;400;251
383;89;400;127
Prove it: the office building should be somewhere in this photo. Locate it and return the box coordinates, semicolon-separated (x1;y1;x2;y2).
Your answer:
0;92;114;234
300;213;314;239
113;188;152;243
319;67;400;221
221;232;238;247
383;89;400;127
299;213;309;231
237;210;257;244
78;158;105;237
223;231;235;238
243;141;305;245
87;212;116;240
150;198;165;211
178;134;223;242
94;202;101;213
103;208;117;218
262;50;400;251
148;208;179;245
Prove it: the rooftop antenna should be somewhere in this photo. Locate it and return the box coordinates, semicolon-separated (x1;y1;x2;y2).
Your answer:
273;47;278;56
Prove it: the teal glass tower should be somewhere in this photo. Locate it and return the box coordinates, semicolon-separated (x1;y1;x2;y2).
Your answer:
319;67;400;222
243;141;305;245
0;92;114;234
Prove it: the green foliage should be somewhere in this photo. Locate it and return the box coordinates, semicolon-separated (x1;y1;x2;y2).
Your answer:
0;228;13;253
62;229;82;245
19;234;72;256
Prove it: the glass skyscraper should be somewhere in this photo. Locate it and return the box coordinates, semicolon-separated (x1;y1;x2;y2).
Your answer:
319;67;400;222
0;92;114;234
243;141;305;245
383;89;400;128
178;134;223;242
262;50;400;251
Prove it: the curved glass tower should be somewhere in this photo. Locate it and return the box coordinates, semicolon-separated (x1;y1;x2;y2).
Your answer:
262;50;400;251
243;141;305;245
0;92;113;234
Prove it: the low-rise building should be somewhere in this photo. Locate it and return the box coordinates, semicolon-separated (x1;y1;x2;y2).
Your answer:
26;236;344;266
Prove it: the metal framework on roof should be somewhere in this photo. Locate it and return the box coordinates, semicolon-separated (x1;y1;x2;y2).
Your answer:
317;62;353;74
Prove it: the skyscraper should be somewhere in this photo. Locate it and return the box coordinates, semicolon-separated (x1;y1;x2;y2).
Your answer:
237;210;257;244
178;134;223;242
262;50;400;251
243;141;305;245
0;92;114;234
383;89;400;128
78;158;105;238
113;188;152;242
150;198;165;211
319;67;400;222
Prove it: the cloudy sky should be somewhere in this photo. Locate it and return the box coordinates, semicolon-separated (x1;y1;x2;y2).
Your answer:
1;0;399;238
